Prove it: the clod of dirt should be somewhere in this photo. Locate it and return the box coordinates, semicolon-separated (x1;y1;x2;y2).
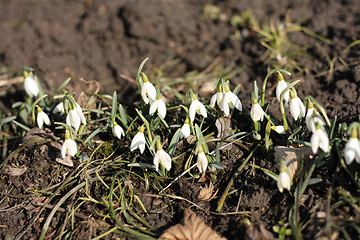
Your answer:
160;209;227;240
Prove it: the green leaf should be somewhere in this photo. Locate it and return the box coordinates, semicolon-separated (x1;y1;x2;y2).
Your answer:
136;58;149;89
0;116;17;128
13;120;30;131
85;126;108;147
118;104;128;126
168;128;181;157
111;91;117;121
54;77;71;93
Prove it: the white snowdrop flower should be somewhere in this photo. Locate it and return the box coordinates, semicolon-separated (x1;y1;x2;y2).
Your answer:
53;102;65;114
210;83;224;109
75;103;87;126
344;128;360;165
250;100;265;122
189;94;207;122
311;124;330;154
305;102;324;133
36;106;51;129
289;90;305;121
112;121;125;140
220;83;242;117
276;72;289;104
197;146;208;173
61;130;77;158
130;125;146;154
66;109;81;131
277;170;291;193
153;139;172;171
149;95;166;118
23;71;39;98
271;125;286;134
140;73;156;104
179;117;191;139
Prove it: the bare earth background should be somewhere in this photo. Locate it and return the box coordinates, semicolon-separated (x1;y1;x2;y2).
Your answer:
1;0;360;239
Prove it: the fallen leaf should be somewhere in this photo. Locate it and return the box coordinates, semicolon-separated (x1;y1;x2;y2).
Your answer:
160;209;227;240
198;180;218;202
4;165;27;176
274;145;313;179
56;155;74;167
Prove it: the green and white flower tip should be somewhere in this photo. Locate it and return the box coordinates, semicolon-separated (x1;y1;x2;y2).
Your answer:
197;146;208;173
66;102;86;131
189;93;207;122
305;101;324;133
311;123;330;154
149;92;166;118
276;72;289;104
23;71;39;98
220;82;242;117
61;130;77;158
344;128;360;165
277;161;291;193
250;98;265;122
179;116;190;139
53;102;65;115
36;106;51;129
130;125;146;154
140;73;156;104
289;90;305;121
270;125;286;134
210;83;224;109
112;121;125;140
154;139;172;171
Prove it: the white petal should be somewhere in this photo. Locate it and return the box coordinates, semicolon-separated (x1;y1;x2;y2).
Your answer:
230;93;242;111
197;100;208;118
180;123;190;139
24;77;39;97
66;110;81;131
290;98;300;120
130;132;145;153
53;102;65;114
157;99;167;118
37;113;44;129
344;138;358;165
274;126;285;134
197;151;208;173
311;130;320;154
278;171;291;192
141;82;156;104
75;103;86;125
153;153;159;171
149;101;158;115
276;80;289;103
319;130;329;153
113;125;124;139
62;139;77;158
159;149;172;171
250;103;264;122
210;94;218;108
221;97;230;117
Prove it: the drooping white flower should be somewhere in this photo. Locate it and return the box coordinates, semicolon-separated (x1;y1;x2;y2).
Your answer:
344;128;360;165
189;94;207;122
149;95;166;118
66;109;81;131
75;103;87;126
179;117;190;139
36;106;51;129
61;130;77;158
197;146;208;173
271;125;286;134
250;101;265;122
112;121;125;140
53;102;65;114
311;125;330;154
277;160;291;193
210;92;224;109
305;103;324;133
277;171;291;193
153;140;172;171
289;90;305;121
220;84;242;117
130;125;146;154
24;72;39;98
276;73;290;104
140;73;156;104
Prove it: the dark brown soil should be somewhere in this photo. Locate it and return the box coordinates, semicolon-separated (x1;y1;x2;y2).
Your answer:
1;0;360;239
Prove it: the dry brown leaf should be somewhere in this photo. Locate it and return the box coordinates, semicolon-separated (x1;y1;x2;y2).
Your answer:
4;165;27;176
159;209;227;240
55;155;74;167
274;145;313;179
198;180;218;202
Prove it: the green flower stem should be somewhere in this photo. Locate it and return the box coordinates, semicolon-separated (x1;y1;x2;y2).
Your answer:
261;69;291;107
279;79;301;132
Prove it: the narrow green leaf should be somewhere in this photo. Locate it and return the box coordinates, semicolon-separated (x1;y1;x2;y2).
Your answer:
54;77;71;93
111;91;117;121
168;128;181;157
